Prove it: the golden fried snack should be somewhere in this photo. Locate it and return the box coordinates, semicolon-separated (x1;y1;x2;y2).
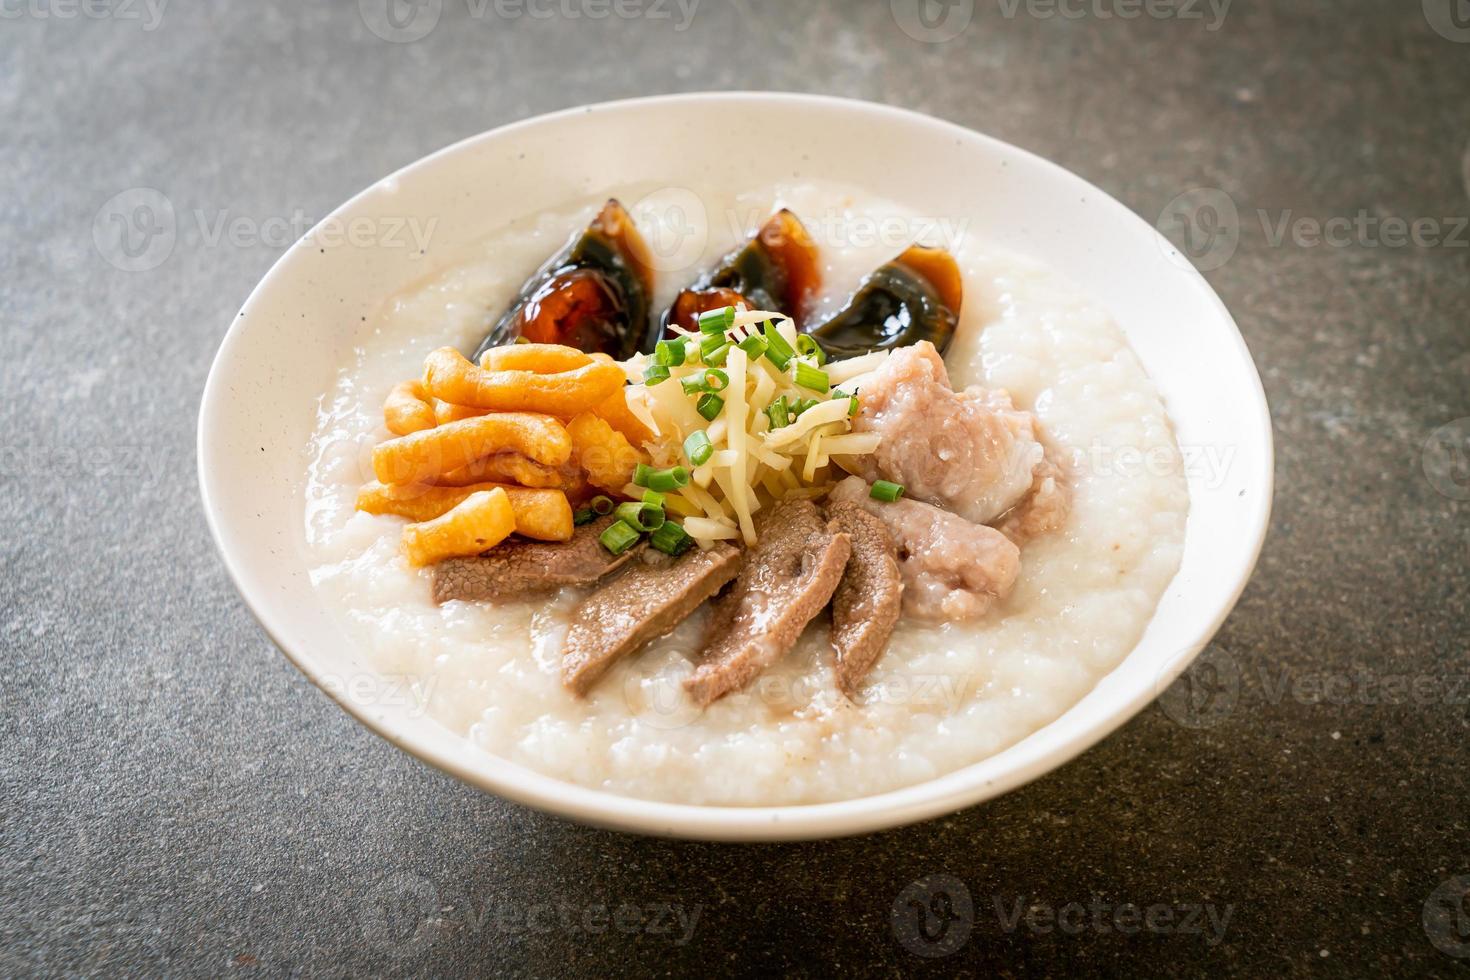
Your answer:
422;347;625;416
566;412;646;493
372;412;570;486
479;343;591;374
591;386;655;447
469;348;650;444
433;400;489;426
436;454;572;489
383;381;436;436
401;489;516;567
357;480;573;541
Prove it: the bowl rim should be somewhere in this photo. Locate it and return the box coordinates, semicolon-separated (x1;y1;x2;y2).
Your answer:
198;91;1273;841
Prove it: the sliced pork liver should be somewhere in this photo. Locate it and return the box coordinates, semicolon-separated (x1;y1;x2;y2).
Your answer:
430;516;640;603
562;543;744;696
829;476;1019;621
826;501;903;698
684;499;851;707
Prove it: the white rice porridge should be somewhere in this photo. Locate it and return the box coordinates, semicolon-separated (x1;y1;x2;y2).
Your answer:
303;183;1188;806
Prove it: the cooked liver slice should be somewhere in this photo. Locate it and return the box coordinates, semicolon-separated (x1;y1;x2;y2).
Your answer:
684;499;851;707
829;476;1019;621
430;516;640;603
826;501;903;698
562;543;744;696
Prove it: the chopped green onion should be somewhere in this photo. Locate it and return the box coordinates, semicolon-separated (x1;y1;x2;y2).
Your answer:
699;336;731;366
599;519;641;555
696;393;724;421
870;480;905;503
794;362;830;393
654;339;686;367
649;520;694;556
683;430;714;467
792;397;819;417
636;465;690;492
762;320;795;370
683;367;729;395
795;334;827;365
641;489;666;507
848;393;861;416
737;335;768;359
590;495;615;515
573;507;596;526
643;363;670;385
697;306;736;334
615;500;665;532
764;395;791;430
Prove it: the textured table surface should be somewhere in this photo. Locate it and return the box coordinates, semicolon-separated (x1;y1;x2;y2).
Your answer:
4;1;1469;975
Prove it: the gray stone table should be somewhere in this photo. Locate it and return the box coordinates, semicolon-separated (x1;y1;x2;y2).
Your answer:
4;0;1468;975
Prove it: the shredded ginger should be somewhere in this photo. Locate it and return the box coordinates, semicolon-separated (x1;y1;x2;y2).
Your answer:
623;309;885;547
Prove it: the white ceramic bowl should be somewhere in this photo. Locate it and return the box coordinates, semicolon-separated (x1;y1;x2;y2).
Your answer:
198;93;1272;840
